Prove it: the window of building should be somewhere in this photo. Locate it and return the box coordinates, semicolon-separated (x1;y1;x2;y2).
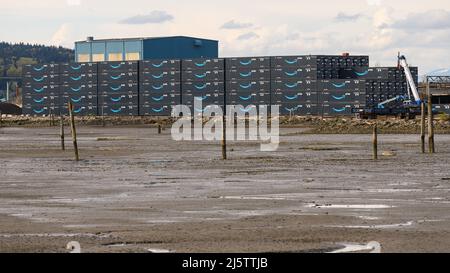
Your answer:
92;54;105;62
125;52;140;61
108;53;123;61
77;54;90;63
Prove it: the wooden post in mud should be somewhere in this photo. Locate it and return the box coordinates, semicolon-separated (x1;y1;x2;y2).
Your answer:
372;123;378;160
427;81;435;154
0;111;2;127
158;124;162;134
420;102;426;154
222;113;227;160
49;108;53;126
60;115;65;151
68;101;79;161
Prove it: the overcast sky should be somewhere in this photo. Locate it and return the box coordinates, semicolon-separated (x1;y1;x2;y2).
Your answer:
1;0;449;73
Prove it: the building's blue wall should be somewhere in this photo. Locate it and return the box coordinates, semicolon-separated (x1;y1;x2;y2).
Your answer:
143;37;218;60
75;37;218;62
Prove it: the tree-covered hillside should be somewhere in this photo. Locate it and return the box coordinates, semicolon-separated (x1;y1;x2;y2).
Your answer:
0;42;74;77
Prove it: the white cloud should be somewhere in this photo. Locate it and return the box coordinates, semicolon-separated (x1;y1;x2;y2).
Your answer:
119;11;174;24
221;20;253;29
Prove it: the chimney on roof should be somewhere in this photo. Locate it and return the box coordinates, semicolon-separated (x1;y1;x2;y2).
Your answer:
86;36;94;42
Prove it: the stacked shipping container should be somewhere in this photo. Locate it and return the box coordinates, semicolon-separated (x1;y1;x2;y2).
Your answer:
22;55;419;117
98;61;139;116
22;64;61;116
140;59;181;116
182;58;225;116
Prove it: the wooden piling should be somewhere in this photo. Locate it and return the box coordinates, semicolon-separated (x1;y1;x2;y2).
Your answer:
427;81;435;154
60;115;65;151
372;123;378;160
158;124;162;134
222;114;227;160
68;101;79;161
420;102;426;153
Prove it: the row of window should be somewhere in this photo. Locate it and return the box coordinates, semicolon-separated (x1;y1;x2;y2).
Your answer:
77;52;141;62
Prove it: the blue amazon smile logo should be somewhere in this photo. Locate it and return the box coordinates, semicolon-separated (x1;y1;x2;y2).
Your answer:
110;97;123;102
70;86;82;92
194;96;208;101
332;95;346;100
152;107;165;113
238;106;256;113
33;87;45;93
71;97;83;103
239;83;253;89
355;70;369;76
285;106;300;112
110;75;123;80
33;66;45;71
285;83;298;88
152;62;164;68
110;85;122;91
239;95;254;101
33;108;45;114
111;108;123;113
70;65;82;70
332;83;347;88
194;73;207;79
73;107;83;113
70;76;82;81
285;59;298;65
285;71;298;77
284;95;299;100
152;84;164;90
33;76;45;82
110;64;122;69
152;73;164;79
332;107;347;112
152;96;165;102
239;71;252;77
239;60;252;66
33;98;45;103
194;61;207;67
194;84;208;90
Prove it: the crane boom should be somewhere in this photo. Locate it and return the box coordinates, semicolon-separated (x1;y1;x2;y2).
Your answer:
398;55;421;105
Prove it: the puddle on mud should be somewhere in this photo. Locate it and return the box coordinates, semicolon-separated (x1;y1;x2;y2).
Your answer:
306;204;394;209
328;221;414;229
329;242;381;253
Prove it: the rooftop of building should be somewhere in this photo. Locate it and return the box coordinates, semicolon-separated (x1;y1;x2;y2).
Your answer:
75;36;219;43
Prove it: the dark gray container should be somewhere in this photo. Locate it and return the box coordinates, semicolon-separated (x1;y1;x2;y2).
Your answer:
141;71;181;83
23;74;60;85
226;69;270;81
99;94;139;105
60;73;97;85
140;59;181;72
99;104;139;116
182;58;224;71
271;56;318;68
99;83;139;95
271;67;318;80
182;82;224;93
22;64;60;76
99;72;138;84
60;63;98;74
99;61;138;73
272;80;317;92
140;93;180;105
140;82;181;94
272;91;318;103
226;80;270;93
226;57;270;69
182;70;224;82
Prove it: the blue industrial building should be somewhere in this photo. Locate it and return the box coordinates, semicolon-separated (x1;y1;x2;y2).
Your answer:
74;36;218;63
